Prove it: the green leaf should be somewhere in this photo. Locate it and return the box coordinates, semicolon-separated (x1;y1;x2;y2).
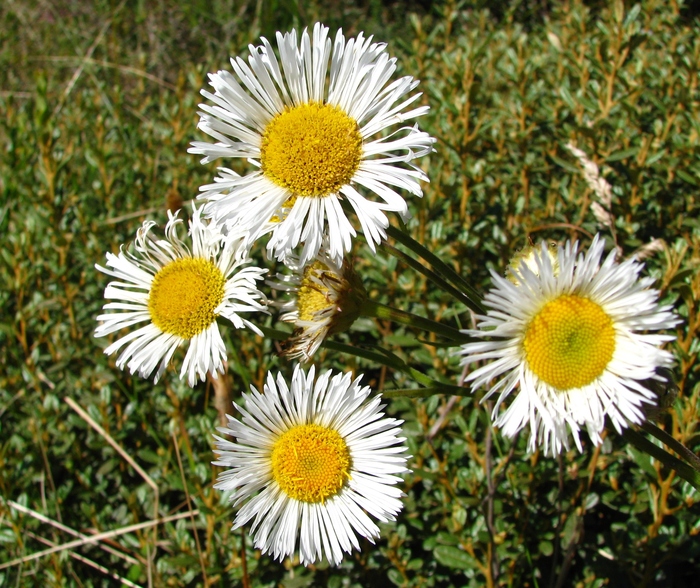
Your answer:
434;545;474;569
551;154;581;174
387;569;405;586
676;169;699;186
605;147;639;162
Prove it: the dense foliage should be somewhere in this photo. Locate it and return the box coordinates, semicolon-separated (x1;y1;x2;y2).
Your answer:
1;0;699;586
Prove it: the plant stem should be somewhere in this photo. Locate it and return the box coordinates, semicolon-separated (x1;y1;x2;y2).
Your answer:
623;427;700;491
641;421;700;472
386;224;485;313
360;298;471;343
382;241;482;312
258;325;465;397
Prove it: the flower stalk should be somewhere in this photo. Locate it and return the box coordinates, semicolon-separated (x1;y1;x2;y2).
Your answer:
623;427;700;491
359;298;471;343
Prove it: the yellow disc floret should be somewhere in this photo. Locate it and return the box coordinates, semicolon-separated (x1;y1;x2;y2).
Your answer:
148;257;226;339
261;102;362;197
508;242;560;284
523;294;616;390
297;262;333;322
271;423;352;503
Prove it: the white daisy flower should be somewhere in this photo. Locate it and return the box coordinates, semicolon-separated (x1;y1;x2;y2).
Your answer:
189;22;435;264
95;207;267;386
213;365;409;566
270;249;366;360
460;235;678;455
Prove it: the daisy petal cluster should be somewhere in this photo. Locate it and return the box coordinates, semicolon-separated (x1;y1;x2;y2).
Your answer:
189;22;434;264
270;248;366;360
95;207;267;386
460;236;678;455
213;365;409;565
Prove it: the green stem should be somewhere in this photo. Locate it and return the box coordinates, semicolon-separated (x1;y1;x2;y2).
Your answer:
322;339;465;394
382;386;471;398
622;427;700;491
382;242;481;312
360;299;471;344
641;421;700;472
258;326;465;397
386;224;485;313
226;331;253;391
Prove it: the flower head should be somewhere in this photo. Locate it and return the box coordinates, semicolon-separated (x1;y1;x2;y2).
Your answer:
189;23;434;264
95;207;267;386
507;241;559;283
270;249;366;360
460;236;678;455
213;365;409;565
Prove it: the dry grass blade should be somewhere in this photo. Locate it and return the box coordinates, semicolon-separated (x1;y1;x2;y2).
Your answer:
64;397;158;497
0;510;197;570
27;532;142;588
7;500;139;565
64;396;159;586
102;199;194;225
34;56;177;91
52;0;128;118
171;430;209;584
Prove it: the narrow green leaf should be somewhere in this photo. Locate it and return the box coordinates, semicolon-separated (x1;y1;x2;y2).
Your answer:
434;545;473;570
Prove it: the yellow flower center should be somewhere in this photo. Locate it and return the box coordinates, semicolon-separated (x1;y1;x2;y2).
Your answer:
260;102;362;197
523;294;616;390
148;257;225;339
297;262;333;322
270;423;352;503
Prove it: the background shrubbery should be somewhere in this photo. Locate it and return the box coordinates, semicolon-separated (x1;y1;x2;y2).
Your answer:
1;0;699;586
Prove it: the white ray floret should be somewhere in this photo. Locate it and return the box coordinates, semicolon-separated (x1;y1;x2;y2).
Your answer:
213;365;409;565
460;235;679;455
189;22;435;264
95;207;267;386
